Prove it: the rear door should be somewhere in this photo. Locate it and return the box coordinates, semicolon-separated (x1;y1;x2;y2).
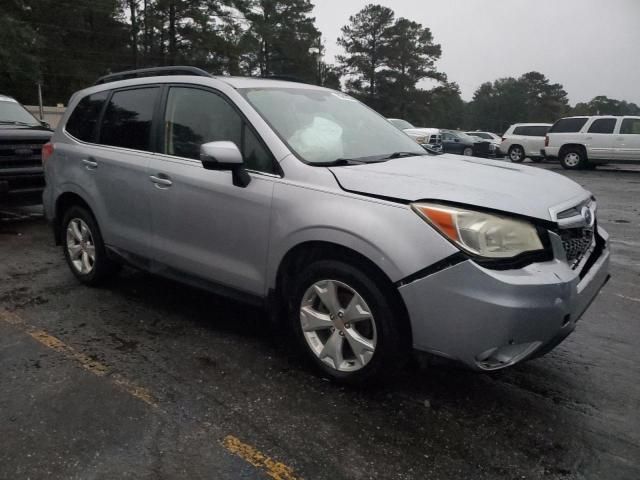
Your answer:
147;85;276;297
615;117;640;161
91;86;160;257
584;118;617;159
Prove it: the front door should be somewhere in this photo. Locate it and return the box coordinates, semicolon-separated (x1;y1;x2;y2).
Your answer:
147;86;278;297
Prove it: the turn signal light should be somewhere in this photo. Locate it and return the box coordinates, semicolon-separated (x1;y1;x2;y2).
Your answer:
42;142;54;164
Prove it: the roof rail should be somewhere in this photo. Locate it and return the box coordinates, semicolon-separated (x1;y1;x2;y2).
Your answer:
94;66;213;85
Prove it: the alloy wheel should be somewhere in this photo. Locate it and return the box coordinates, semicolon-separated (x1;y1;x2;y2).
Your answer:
299;279;377;372
66;218;96;274
510;147;523;162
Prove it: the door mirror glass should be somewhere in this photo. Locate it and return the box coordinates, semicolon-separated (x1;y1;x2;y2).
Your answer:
200;141;244;169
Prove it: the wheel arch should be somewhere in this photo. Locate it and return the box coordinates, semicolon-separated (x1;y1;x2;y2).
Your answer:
53;190;96;245
272;240;413;345
559;143;588;159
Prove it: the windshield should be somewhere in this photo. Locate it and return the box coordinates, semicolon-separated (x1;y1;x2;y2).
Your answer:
388;118;415;130
0;99;41;126
240;88;425;164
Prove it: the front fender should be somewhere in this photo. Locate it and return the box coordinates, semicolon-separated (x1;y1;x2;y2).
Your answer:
265;181;458;293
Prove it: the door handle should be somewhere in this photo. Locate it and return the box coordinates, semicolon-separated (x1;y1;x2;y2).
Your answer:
150;174;173;187
82;158;98;169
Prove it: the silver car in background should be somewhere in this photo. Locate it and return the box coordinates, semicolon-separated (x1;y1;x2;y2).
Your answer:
42;67;610;383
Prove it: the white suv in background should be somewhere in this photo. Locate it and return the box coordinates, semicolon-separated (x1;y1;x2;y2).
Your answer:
501;123;552;163
543;116;640;169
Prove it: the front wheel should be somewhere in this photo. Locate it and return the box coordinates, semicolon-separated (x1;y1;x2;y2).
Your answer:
560;148;586;170
287;260;408;384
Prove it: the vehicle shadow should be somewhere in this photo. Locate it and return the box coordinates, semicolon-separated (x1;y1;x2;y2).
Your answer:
99;266;601;477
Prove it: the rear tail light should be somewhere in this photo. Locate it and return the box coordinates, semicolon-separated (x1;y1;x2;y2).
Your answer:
42;142;54;164
544;135;549;147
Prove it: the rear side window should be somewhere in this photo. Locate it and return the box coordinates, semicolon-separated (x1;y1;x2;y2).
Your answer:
588;118;616;134
66;91;109;142
549;118;588;133
621;118;640;135
99;87;159;151
527;125;550;136
513;126;549;136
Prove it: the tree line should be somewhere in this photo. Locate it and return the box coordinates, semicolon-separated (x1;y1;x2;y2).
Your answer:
1;1;637;133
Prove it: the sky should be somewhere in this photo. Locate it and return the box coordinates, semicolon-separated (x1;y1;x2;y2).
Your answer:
313;0;640;106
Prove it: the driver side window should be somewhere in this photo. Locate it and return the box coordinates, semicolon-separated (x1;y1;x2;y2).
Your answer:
164;87;276;174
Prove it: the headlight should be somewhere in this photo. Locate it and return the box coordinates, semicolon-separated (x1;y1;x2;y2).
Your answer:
415;136;427;144
411;202;544;258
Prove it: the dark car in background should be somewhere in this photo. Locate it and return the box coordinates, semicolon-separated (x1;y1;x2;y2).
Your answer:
0;95;52;207
441;130;492;157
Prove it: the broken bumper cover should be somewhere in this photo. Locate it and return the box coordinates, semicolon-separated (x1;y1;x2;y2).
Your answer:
399;227;610;370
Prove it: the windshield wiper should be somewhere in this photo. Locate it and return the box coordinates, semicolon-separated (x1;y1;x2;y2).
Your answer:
315;158;367;167
379;151;427;160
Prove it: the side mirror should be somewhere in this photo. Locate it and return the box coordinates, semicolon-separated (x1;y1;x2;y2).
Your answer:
40;120;51;129
454;138;460;143
200;141;251;188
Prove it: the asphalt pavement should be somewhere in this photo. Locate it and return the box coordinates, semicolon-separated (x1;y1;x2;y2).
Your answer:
1;161;639;480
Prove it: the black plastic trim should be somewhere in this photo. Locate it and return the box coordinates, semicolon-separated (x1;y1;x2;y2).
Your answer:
395;253;467;287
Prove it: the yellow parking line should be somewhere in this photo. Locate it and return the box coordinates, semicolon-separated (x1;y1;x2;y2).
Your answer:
1;310;300;478
222;435;301;480
0;309;157;408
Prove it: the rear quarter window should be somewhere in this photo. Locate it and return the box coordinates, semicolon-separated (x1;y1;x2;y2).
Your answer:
65;91;109;142
549;118;588;133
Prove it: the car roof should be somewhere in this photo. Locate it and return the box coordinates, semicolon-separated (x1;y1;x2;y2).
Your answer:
511;123;553;127
70;74;334;106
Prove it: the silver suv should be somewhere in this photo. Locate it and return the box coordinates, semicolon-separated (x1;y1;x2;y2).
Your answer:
43;67;610;383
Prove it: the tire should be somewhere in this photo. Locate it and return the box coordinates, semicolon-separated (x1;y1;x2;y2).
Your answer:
462;147;473;156
560;147;586;170
508;145;525;163
286;259;408;385
61;205;119;286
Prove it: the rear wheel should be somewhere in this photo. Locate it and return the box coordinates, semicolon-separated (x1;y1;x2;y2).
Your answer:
462;147;473;156
560;148;586;170
62;206;119;285
286;260;408;384
508;145;525;163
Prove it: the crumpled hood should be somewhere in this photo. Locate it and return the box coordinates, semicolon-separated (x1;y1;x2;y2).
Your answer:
329;154;589;221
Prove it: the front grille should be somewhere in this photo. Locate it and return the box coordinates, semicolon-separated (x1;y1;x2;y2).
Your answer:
428;134;442;145
0;139;47;170
560;226;594;267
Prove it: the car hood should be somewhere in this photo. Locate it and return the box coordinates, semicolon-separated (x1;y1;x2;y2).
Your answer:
329;155;589;221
